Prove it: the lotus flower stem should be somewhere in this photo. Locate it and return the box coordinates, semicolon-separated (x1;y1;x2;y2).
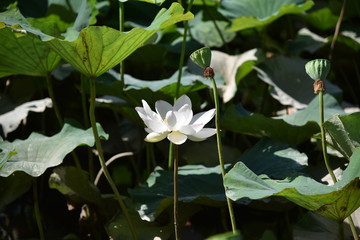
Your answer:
319;90;359;240
173;144;180;240
33;179;45;240
88;77;138;240
168;143;174;170
210;75;237;233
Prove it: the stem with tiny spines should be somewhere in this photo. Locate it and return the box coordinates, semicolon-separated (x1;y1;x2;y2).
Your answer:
88;76;138;240
210;76;237;233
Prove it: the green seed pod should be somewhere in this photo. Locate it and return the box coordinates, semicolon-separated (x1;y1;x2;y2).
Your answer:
305;59;331;81
190;47;211;69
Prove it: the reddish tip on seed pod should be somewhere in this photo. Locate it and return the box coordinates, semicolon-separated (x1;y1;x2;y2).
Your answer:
203;67;214;78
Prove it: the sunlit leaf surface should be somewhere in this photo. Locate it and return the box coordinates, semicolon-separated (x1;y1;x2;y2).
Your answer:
224;147;360;221
220;0;314;31
0;27;61;77
0;123;108;177
46;3;193;77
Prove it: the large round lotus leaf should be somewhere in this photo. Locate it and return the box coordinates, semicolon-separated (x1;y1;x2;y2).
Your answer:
220;0;314;32
46;3;193;77
0;27;61;77
224;147;360;221
0;123;108;177
0;3;193;78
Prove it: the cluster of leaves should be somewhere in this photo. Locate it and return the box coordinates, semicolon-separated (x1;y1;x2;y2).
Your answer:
0;0;360;239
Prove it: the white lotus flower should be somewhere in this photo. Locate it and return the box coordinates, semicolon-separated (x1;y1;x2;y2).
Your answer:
135;95;216;145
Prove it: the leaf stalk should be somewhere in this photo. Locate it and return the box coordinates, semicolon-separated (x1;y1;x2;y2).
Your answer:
88;77;138;240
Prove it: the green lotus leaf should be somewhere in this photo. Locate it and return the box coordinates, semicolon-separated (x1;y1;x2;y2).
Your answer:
239;138;308;179
0;149;16;169
0;123;108;177
0;3;192;78
189;11;236;48
221;104;319;145
224;147;360;221
0;27;61;77
220;0;314;32
119;0;166;4
46;3;193;77
294;212;353;240
253;56;341;109
279;94;345;126
287;28;328;55
49;166;104;210
0;8;51;41
93;67;222;98
106;210;172;240
129;165;227;221
300;7;339;31
324;112;360;159
206;231;243;240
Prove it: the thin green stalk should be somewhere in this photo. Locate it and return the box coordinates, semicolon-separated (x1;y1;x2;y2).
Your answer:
47;73;82;170
319;90;336;183
173;0;194;170
80;74;90;128
88;77;138;240
168;142;174;170
119;1;125;86
201;0;229;53
46;73;63;127
319;90;359;240
347;215;359;240
329;0;347;60
210;76;237;233
33;179;45;240
81;74;94;180
173;144;180;240
338;220;345;240
175;0;194;98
